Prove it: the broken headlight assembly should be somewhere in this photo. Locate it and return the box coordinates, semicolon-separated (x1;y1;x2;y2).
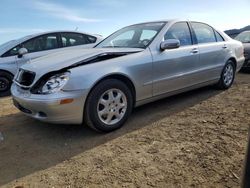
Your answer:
33;72;70;94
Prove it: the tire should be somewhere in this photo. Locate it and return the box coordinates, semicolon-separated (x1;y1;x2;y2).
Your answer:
84;79;133;132
216;60;236;90
0;71;13;97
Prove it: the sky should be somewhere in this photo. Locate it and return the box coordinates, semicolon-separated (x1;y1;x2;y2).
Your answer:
0;0;249;45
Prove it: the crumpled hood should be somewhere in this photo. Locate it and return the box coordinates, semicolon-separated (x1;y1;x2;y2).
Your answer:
21;47;143;78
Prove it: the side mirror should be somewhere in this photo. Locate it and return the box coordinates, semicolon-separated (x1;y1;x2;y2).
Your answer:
17;48;28;58
160;39;180;51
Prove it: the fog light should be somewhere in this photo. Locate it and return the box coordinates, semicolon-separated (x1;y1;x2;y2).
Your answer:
60;98;74;105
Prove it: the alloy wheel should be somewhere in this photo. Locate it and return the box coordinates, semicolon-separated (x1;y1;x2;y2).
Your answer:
97;88;127;125
223;64;234;87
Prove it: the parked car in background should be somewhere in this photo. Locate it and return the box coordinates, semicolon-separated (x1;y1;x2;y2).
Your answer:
0;31;102;96
235;31;250;70
11;19;244;132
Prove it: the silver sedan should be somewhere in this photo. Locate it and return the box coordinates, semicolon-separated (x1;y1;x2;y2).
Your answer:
0;31;102;96
11;19;245;132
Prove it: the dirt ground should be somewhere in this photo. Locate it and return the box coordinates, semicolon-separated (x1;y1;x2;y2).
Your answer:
0;73;249;188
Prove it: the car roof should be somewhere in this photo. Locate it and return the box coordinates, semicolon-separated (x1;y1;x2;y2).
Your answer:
127;19;175;26
125;19;218;29
128;19;190;25
23;30;102;40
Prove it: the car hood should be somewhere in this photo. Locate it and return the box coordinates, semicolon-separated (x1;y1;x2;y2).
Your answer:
21;47;144;77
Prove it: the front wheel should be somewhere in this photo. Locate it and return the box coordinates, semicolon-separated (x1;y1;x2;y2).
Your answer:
84;79;133;132
216;60;236;90
0;71;13;97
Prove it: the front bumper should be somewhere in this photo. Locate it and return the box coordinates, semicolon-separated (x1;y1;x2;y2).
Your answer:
11;84;87;124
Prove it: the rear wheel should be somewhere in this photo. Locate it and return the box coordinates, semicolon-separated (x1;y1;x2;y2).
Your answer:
84;79;133;132
216;60;236;90
0;71;13;97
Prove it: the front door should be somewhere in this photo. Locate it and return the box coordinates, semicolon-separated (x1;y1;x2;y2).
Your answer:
152;22;200;96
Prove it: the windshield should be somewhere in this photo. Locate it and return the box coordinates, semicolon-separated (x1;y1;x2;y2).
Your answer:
235;32;250;43
0;40;17;52
0;35;32;55
96;22;166;49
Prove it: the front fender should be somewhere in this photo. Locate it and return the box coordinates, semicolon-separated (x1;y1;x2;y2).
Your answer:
0;57;18;76
63;49;153;102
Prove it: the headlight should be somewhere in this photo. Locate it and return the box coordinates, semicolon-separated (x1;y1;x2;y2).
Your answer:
40;72;70;94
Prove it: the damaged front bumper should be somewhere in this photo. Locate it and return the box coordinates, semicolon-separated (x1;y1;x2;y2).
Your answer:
11;84;87;124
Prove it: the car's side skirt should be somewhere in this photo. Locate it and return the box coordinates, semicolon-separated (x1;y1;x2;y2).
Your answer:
135;78;219;107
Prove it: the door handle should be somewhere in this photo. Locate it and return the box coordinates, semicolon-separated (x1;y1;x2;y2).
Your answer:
191;48;199;54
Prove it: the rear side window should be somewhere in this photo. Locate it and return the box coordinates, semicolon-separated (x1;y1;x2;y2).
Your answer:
164;22;192;46
215;31;224;42
191;22;216;44
61;32;96;47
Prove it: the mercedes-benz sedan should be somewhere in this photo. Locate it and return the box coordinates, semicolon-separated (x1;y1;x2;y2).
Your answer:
11;20;245;132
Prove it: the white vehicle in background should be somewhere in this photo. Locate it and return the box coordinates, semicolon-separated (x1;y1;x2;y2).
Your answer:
0;31;103;96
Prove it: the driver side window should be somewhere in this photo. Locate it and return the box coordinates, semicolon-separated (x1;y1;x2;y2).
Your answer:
164;22;192;46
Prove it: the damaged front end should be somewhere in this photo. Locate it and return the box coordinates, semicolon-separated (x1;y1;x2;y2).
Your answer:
16;51;140;95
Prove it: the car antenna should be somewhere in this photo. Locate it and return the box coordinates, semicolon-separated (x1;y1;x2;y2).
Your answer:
75;27;78;31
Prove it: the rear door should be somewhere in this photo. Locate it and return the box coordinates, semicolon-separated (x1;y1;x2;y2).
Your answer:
153;22;200;96
190;22;228;82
